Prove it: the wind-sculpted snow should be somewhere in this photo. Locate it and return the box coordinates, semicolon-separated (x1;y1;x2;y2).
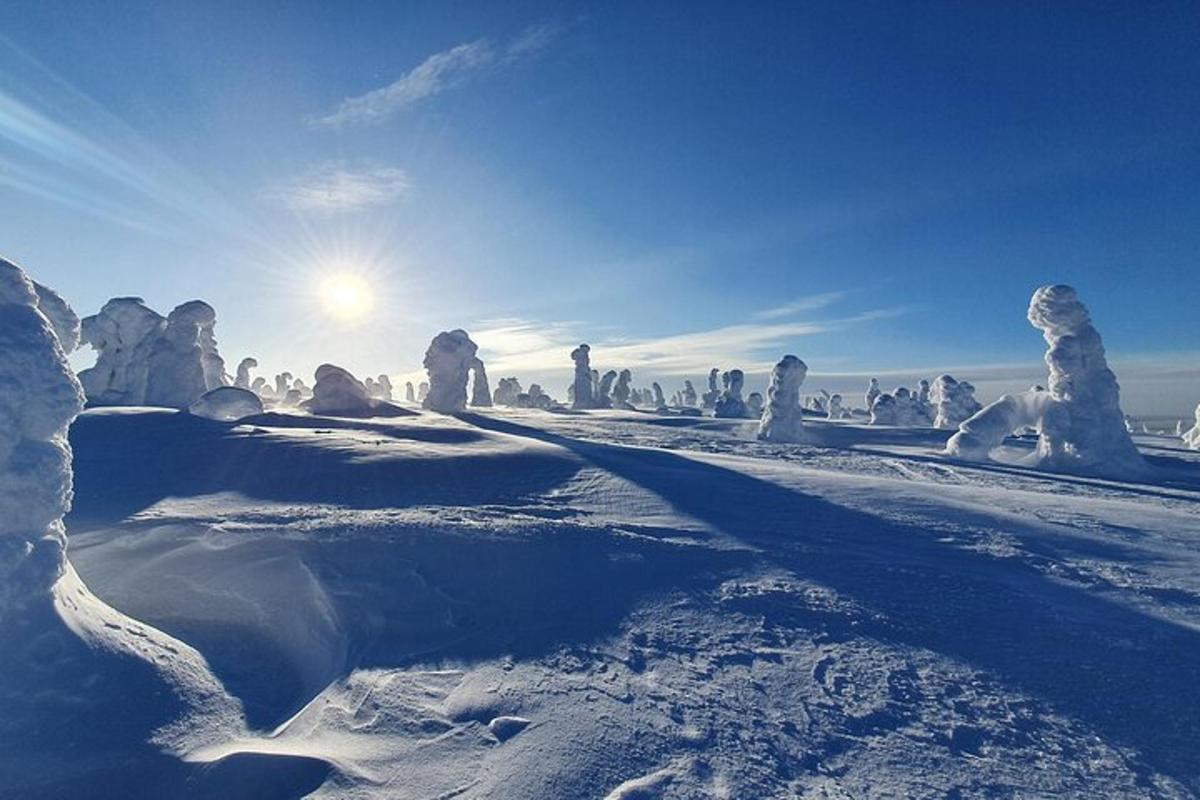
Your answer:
757;355;806;442
189;386;265;422
948;285;1143;476
423;330;478;413
571;344;594;409
31;280;81;353
713;369;748;418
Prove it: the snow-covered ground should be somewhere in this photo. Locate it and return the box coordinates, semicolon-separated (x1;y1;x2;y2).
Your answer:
29;405;1200;797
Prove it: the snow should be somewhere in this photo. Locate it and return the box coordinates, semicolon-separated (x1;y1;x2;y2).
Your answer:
234;357;257;389
930;374;982;429
757;355;807;442
78;297;165;406
612;369;632;408
302;364;372;416
423;330;478;414
51;404;1200;798
189;386;265;422
469;357;492;408
493;377;522;406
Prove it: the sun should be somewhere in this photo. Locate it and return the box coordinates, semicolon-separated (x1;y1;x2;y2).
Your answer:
318;272;374;320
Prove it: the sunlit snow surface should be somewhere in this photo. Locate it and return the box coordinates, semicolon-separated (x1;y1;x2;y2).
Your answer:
46;406;1200;798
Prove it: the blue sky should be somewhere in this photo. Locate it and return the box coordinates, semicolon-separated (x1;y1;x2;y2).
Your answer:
1;1;1197;413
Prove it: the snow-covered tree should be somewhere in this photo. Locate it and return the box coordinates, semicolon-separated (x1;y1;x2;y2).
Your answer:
303;364;372;415
947;285;1143;474
377;374;394;402
78;297;165;405
613;369;632;408
682;380;698;407
714;369;748;418
865;378;881;411
702;368;721;409
234;357;257;389
758;355;806;442
828;394;846;419
405;381;416;402
422;330;478;413
597;370;617;409
143;302;215;409
1181;403;1200;450
930;374;982;429
571;344;594;409
747;392;764;418
651;382;667;410
469;356;492;407
493;377;522;406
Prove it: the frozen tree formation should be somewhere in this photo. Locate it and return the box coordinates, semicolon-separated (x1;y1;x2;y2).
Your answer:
828;394;845;419
493;377;522;406
417;382;430;402
234;357;257;389
422;329;478;413
188;386;264;422
571;344;595;409
77;297;165;405
869;393;898;425
613;369;632;408
405;381;416;402
0;258;86;603
598;370;618;408
192;302;228;389
865;378;881;411
651;382;667;410
930;375;982;429
275;372;294;398
947;285;1143;475
714;369;748;418
758;355;808;442
702;368;721;409
303;364;372;415
469;356;493;407
1181;403;1200;450
747;392;764;418
144;301;217;409
377;374;394;402
682;380;698;407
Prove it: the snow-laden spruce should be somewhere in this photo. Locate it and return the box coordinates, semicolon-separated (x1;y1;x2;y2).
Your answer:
930;374;982;429
1182;403;1200;450
0;258;86;604
234;357;257;389
598;370;617;409
612;369;632;408
865;378;880;411
143;301;215;409
303;363;372;415
424;329;478;413
493;377;522;406
571;344;594;409
702;368;720;409
947;285;1143;474
714;369;748;418
757;356;808;442
469;356;492;407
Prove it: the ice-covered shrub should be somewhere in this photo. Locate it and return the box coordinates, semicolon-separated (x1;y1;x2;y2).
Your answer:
757;355;806;442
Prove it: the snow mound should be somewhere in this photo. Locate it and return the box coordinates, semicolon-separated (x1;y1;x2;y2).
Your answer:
303;364;372;416
189;386;265;422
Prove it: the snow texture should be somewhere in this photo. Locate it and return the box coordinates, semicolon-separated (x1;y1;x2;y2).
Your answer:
948;285;1143;475
757;355;807;443
423;330;478;414
713;369;748;418
189;386;265;422
571;345;594;409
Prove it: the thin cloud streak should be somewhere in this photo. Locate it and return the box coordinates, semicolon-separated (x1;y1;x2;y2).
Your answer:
311;22;563;128
263;162;410;213
753;290;851;320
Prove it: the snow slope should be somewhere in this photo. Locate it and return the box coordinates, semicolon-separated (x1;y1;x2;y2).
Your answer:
46;406;1200;798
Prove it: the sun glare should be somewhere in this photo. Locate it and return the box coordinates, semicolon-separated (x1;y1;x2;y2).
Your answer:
319;272;374;320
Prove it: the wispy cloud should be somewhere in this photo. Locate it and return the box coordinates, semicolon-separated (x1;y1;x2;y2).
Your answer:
753;290;851;320
310;22;563;128
473;308;905;377
263;162;410;213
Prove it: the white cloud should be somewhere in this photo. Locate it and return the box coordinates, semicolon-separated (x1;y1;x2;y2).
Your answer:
753;290;851;320
264;162;409;213
311;23;563;128
472;309;904;377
